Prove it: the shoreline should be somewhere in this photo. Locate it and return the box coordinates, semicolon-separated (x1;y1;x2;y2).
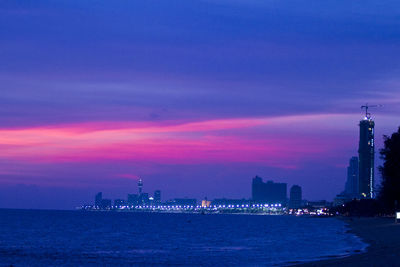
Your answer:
295;217;400;266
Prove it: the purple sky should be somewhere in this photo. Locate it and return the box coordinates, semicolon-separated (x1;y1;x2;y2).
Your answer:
1;0;400;209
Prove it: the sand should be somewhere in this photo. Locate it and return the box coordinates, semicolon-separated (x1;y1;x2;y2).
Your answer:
296;217;400;266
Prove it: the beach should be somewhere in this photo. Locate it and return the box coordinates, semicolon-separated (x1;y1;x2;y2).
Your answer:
297;217;400;266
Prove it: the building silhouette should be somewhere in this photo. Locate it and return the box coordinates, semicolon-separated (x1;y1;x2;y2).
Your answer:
252;176;287;204
95;192;102;208
138;178;143;195
139;193;149;205
212;198;249;207
166;198;197;207
289;185;302;209
345;156;359;198
127;194;138;206
358;117;375;198
94;192;112;209
135;178;150;205
114;199;126;208
154;190;161;204
100;199;112;209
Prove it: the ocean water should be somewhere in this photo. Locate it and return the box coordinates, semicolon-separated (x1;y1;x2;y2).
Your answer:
0;210;366;266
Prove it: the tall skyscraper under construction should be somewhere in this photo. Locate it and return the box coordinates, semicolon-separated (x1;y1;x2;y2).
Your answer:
358;106;375;198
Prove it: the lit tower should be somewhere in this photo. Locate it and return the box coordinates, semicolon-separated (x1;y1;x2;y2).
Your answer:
358;104;378;199
138;178;143;195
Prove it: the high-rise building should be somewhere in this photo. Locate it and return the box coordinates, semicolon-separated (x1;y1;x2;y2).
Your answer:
358;117;375;198
345;156;359;198
154;190;161;204
252;176;287;204
95;192;102;208
289;185;302;209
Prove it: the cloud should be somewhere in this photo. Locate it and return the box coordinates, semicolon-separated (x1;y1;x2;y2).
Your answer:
0;114;356;170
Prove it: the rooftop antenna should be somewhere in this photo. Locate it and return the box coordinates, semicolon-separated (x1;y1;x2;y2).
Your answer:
361;103;382;119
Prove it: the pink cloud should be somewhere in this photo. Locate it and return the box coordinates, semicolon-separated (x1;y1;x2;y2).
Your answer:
0;114;356;169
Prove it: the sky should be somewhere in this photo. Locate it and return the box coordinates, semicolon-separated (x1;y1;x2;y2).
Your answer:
0;0;400;209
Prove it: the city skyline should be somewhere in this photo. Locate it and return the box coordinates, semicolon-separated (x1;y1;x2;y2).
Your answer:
1;1;400;209
86;176;307;214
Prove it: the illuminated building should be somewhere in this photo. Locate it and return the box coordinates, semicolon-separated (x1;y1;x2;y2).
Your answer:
289;185;302;209
251;176;287;204
358;117;375;198
201;199;211;207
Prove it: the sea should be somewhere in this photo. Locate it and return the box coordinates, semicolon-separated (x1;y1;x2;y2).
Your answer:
0;209;366;266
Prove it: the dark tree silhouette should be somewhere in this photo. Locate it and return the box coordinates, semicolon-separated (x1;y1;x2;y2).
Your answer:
331;199;382;217
378;127;400;213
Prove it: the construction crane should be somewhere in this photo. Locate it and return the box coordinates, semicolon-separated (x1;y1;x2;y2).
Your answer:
361;103;382;119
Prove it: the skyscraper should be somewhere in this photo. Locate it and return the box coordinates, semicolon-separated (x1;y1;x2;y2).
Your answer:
358;116;375;198
252;176;287;204
345;156;359;198
289;185;302;209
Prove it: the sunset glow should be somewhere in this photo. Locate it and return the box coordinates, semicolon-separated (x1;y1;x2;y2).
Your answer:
0;115;346;166
1;0;400;208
